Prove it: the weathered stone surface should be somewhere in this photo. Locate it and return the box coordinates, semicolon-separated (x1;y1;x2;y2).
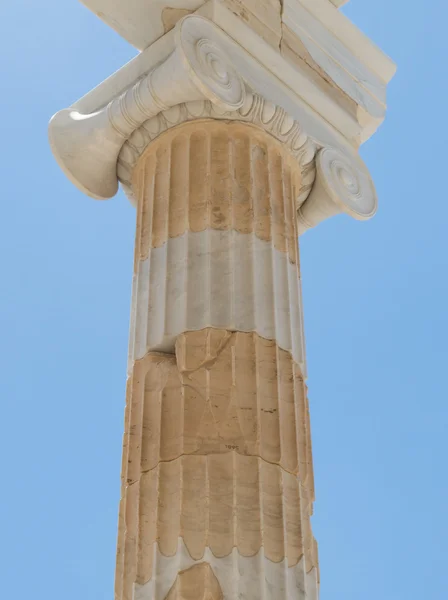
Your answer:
135;455;314;574
133;121;301;259
116;331;317;599
128;121;308;372
130;229;307;369
125;330;313;477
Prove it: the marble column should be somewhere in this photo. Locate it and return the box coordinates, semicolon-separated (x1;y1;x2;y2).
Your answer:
48;6;395;600
116;119;318;600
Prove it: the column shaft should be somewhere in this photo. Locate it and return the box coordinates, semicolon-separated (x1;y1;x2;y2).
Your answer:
117;120;318;600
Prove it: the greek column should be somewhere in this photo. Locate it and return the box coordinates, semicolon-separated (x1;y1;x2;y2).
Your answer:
49;5;395;600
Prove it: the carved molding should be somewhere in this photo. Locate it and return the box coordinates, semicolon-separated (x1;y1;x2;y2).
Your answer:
118;92;318;210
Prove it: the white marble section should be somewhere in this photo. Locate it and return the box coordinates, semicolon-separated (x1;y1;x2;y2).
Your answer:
129;229;306;374
134;538;319;600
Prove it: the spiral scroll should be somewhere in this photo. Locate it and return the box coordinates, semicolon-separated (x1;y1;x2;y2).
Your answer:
297;146;377;234
316;147;377;220
177;16;246;111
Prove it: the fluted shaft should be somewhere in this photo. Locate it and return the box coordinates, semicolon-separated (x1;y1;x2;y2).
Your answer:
117;120;318;600
128;120;307;373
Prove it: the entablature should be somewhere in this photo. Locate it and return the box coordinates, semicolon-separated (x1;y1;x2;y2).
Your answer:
74;0;395;147
80;0;353;52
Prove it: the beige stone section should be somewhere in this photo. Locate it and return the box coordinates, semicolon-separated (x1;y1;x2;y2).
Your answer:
165;563;223;600
135;455;316;582
115;329;318;599
133;120;301;266
162;8;194;33
222;0;283;49
126;330;313;478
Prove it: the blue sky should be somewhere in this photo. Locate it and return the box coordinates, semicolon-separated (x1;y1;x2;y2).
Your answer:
0;1;447;599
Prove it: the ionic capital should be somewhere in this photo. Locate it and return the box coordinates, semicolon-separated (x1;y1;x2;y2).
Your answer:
49;13;379;233
117;91;377;234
